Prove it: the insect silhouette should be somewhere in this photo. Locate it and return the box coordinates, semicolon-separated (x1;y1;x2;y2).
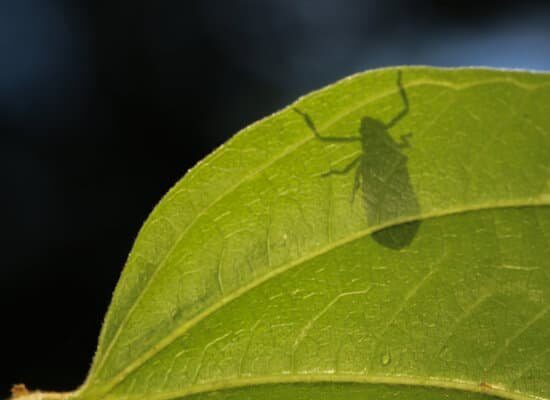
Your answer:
294;71;421;249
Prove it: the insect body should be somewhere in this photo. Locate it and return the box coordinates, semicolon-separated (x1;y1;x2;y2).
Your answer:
295;71;420;249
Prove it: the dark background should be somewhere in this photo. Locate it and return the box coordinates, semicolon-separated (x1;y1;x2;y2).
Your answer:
1;0;550;396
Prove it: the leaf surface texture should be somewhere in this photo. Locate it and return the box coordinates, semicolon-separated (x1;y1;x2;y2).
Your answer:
77;67;550;400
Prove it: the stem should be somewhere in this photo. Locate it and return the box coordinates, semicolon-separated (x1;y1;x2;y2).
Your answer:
9;386;75;400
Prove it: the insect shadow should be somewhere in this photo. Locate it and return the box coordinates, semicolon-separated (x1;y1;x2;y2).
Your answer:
294;71;420;249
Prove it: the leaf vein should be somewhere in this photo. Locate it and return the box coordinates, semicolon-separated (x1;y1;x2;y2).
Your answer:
98;201;550;396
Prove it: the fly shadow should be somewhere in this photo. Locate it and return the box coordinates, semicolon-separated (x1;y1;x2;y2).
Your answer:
294;71;420;249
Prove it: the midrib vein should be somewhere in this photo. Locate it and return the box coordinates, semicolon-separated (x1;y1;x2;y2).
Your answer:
102;374;547;400
92;75;550;379
96;199;550;396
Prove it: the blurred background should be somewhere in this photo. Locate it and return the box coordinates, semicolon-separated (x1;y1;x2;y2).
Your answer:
1;0;550;396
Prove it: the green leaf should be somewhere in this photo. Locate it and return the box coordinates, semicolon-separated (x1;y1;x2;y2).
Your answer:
76;67;550;400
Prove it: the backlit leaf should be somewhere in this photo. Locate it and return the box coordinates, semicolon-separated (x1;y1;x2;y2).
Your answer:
71;67;550;400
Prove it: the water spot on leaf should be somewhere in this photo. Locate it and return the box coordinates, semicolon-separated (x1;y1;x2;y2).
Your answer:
381;351;391;366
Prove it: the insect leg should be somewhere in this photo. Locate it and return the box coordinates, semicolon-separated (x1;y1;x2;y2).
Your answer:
294;108;360;142
385;70;409;129
351;163;362;203
321;155;361;177
397;132;413;148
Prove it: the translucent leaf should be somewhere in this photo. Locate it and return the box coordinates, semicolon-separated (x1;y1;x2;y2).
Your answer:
72;67;550;400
